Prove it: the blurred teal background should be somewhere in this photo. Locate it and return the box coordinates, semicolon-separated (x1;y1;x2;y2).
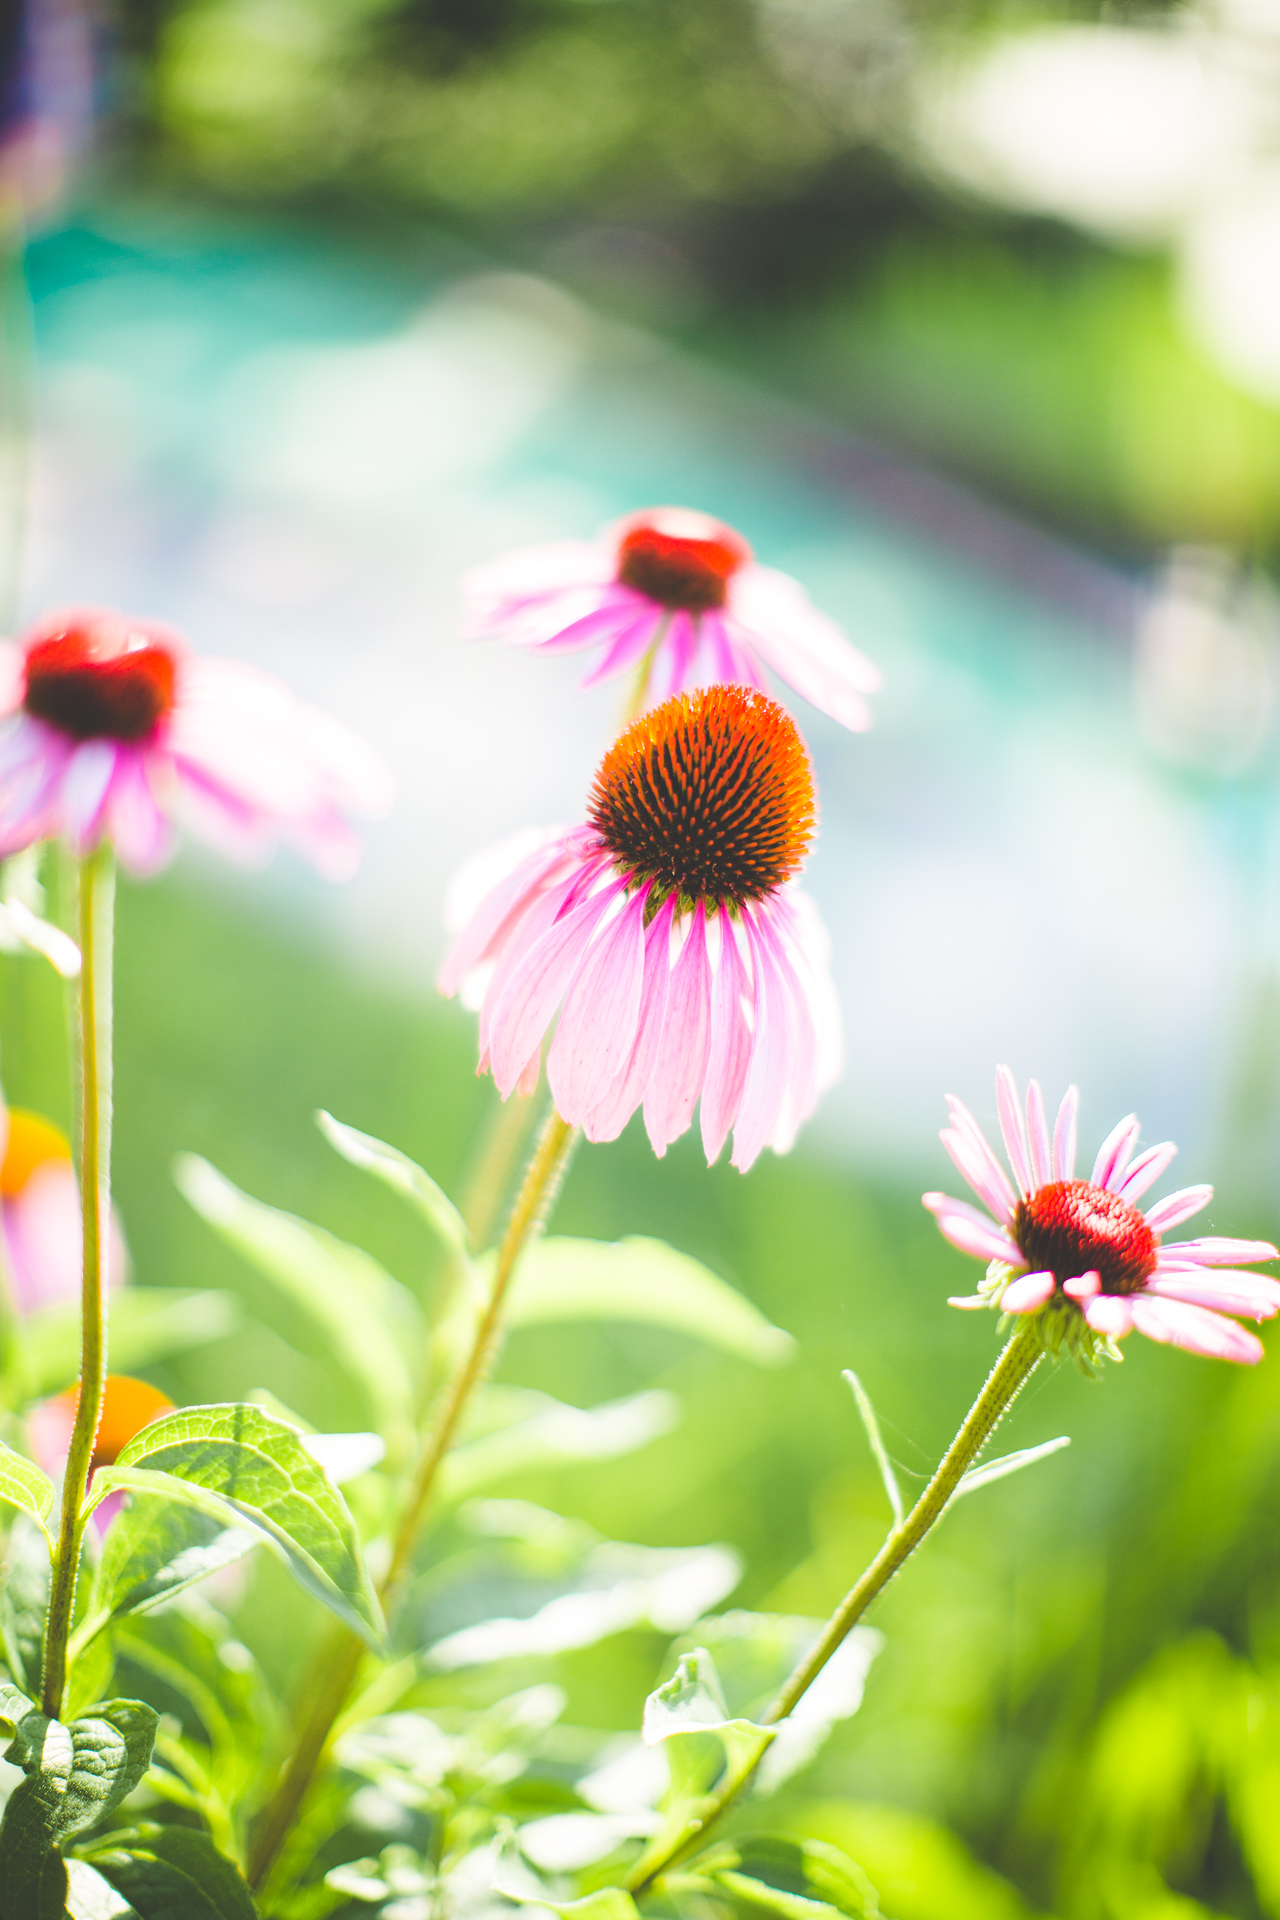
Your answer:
10;1;1280;1914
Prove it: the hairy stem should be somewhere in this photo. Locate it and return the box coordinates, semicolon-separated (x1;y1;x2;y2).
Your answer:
41;844;114;1719
625;1319;1043;1893
248;1107;579;1895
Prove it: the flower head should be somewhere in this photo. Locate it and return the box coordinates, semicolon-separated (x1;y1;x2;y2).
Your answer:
925;1066;1280;1365
440;684;841;1169
464;507;882;733
0;1107;126;1315
0;608;392;878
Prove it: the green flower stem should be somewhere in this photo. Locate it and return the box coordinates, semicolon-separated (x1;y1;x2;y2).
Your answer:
40;843;115;1720
247;1107;580;1896
625;1318;1044;1895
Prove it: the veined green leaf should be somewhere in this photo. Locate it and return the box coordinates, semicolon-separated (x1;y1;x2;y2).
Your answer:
953;1436;1071;1500
83;1825;260;1919
316;1111;471;1262
0;1696;159;1910
87;1493;260;1627
173;1154;422;1448
702;1839;883;1920
631;1650;775;1884
91;1403;384;1650
466;1237;793;1366
21;1290;242;1402
0;1438;56;1547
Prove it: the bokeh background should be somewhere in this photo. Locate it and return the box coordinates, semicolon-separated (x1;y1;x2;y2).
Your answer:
8;1;1280;1915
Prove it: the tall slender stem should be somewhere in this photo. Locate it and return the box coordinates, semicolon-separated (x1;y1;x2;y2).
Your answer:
248;1107;580;1894
625;1319;1043;1894
41;844;115;1719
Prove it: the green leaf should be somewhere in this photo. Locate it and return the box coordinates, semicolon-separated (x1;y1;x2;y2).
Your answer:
91;1403;384;1649
21;1291;242;1402
316;1111;471;1262
83;1825;260;1919
173;1154;422;1449
468;1237;794;1366
953;1436;1071;1500
501;1889;641;1920
1;1516;53;1696
89;1494;260;1624
0;1697;160;1910
842;1373;903;1528
66;1857;140;1917
0;1437;56;1547
702;1838;883;1920
440;1388;680;1506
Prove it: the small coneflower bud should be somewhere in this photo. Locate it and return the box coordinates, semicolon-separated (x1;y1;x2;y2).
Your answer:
463;505;881;731
440;687;841;1170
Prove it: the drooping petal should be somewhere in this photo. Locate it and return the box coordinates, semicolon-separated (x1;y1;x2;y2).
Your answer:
104;751;173;876
1052;1084;1079;1181
995;1065;1032;1197
62;740;119;850
548;888;650;1119
731;916;794;1172
726;564;881;732
439;829;582;997
1115;1141;1177;1204
1092;1114;1141;1192
1144;1186;1214;1233
643;908;711;1154
577;610;668;689
1128;1295;1264;1364
700;914;753;1166
1001;1270;1055;1313
1083;1293;1134;1339
581;897;676;1143
486;884;618;1097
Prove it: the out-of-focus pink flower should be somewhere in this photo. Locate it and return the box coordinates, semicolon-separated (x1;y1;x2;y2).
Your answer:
924;1066;1280;1364
29;1374;173;1532
0;1107;125;1314
0;609;392;878
441;684;841;1171
464;508;882;732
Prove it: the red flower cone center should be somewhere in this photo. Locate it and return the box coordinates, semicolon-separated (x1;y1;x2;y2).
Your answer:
1015;1179;1158;1296
24;626;177;743
615;511;749;613
589;684;814;910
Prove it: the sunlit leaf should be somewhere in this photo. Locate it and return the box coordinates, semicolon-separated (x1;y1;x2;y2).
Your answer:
704;1838;883;1920
1;1516;53;1696
88;1494;260;1624
90;1403;385;1649
22;1290;242;1402
83;1825;260;1919
174;1154;422;1448
0;1438;56;1547
643;1647;775;1814
65;1857;140;1917
953;1436;1071;1500
468;1236;794;1366
501;1886;641;1920
316;1110;471;1262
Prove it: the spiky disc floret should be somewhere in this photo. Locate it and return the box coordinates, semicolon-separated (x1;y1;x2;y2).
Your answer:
1016;1180;1157;1296
588;684;815;912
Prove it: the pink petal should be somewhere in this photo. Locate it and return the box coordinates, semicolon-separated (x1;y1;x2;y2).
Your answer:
533;592;658;659
948;1293;991;1310
1144;1186;1214;1234
730;917;794;1172
1025;1080;1051;1190
933;1212;1026;1266
922;1192;1024;1265
1052;1085;1079;1181
486;884;617;1096
581;897;676;1143
1092;1114;1141;1192
643;908;712;1154
1063;1270;1102;1301
1001;1270;1055;1313
105;751;174;876
3;1167;127;1315
995;1065;1031;1196
940;1108;1017;1226
62;740;119;850
548;888;649;1118
1115;1141;1177;1204
0;641;25;716
439;830;580;997
700;916;752;1166
1129;1295;1264;1364
1157;1235;1278;1265
748;902;821;1155
462;539;613;622
645;612;698;707
577;611;667;689
1143;1273;1280;1317
1083;1294;1134;1339
726;564;881;732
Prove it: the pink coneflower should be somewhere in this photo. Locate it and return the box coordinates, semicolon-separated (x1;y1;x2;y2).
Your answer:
464;508;882;732
0;608;392;878
440;685;841;1170
924;1066;1280;1364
